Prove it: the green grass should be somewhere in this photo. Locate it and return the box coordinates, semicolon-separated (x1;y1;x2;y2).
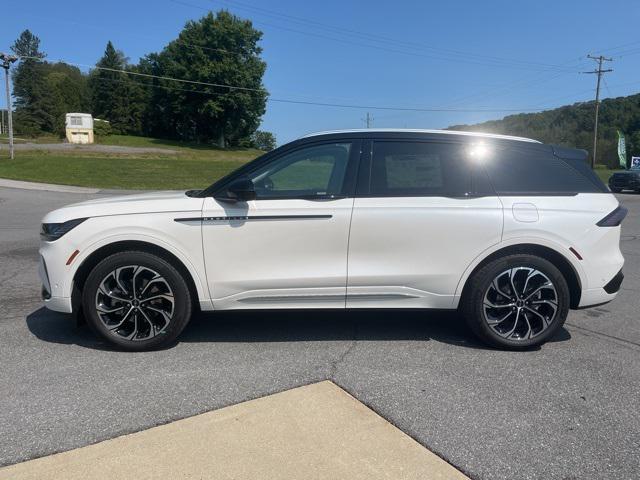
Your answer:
96;134;229;151
0;149;261;190
0;133;61;144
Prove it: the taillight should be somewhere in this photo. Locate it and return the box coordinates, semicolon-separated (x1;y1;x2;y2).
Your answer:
596;206;628;227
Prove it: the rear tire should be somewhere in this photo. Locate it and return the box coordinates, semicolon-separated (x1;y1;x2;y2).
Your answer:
610;188;622;193
462;254;569;350
82;251;192;351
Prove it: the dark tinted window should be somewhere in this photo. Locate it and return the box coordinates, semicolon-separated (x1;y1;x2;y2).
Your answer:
483;146;604;194
560;157;608;192
370;141;474;196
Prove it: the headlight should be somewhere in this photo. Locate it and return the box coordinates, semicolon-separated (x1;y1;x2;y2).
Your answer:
40;218;88;241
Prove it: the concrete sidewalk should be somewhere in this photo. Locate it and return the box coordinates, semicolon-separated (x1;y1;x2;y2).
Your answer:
0;381;468;480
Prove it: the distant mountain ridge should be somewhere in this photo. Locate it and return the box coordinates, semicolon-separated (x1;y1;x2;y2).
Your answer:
449;93;640;167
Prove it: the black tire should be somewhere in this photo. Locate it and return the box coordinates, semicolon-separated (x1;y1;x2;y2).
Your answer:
82;251;192;351
610;187;622;193
461;254;569;350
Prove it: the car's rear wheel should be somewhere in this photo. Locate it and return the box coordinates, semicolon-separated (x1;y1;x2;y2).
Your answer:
462;254;569;349
610;187;622;193
82;251;192;351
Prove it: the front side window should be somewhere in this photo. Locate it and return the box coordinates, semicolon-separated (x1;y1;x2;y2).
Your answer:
370;141;472;196
249;143;352;199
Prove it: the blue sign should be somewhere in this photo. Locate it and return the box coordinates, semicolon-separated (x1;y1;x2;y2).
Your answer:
632;157;640;170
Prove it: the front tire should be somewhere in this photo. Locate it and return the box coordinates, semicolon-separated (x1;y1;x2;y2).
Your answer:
462;254;569;350
82;251;192;351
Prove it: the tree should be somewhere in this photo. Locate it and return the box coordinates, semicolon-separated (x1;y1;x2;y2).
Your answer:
11;30;91;136
251;130;276;151
89;41;146;134
46;62;91;134
11;30;56;134
145;11;267;146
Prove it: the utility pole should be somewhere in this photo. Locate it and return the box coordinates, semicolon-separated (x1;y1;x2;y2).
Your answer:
0;53;18;160
362;112;373;128
583;55;613;168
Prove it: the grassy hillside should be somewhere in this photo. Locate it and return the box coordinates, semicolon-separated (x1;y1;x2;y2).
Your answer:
450;93;640;168
0;136;263;189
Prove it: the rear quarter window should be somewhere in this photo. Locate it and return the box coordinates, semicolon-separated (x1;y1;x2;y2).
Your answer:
483;146;604;195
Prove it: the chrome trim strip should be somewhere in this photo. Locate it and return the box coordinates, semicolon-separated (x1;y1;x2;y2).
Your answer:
238;293;344;303
347;293;421;299
175;215;332;223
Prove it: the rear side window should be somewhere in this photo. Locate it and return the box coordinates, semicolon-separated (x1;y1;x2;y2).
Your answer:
483;147;604;195
370;141;475;196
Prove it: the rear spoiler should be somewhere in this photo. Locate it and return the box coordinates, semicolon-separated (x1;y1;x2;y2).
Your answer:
551;145;589;163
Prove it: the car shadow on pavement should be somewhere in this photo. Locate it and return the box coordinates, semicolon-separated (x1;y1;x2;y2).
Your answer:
26;307;571;352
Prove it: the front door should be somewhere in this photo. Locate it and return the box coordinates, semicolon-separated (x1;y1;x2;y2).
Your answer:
347;139;503;309
202;140;360;309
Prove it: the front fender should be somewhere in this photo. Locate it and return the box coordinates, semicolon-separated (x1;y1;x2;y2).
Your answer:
56;213;210;308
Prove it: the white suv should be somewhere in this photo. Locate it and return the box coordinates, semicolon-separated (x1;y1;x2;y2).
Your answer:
39;129;626;351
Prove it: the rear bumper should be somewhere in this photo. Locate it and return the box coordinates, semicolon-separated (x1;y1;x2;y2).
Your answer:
604;270;624;294
578;269;623;308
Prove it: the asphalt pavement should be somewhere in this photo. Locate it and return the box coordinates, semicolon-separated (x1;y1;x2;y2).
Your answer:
1;185;639;480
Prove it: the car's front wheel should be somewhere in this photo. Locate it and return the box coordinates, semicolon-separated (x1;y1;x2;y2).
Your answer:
82;251;192;351
462;254;569;349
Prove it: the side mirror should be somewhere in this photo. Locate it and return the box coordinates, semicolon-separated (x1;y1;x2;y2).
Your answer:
216;177;256;202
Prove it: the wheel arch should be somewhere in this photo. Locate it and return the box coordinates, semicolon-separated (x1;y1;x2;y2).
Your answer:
71;240;203;315
458;243;582;309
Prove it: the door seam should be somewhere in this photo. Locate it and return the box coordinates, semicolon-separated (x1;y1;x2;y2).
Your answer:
344;197;356;308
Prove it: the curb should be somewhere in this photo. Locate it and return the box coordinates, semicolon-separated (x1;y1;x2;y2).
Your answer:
0;178;139;195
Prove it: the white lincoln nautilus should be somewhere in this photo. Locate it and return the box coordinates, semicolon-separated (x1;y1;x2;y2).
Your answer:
39;129;626;351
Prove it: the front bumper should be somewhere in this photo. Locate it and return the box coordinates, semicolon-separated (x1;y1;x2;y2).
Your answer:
38;253;73;313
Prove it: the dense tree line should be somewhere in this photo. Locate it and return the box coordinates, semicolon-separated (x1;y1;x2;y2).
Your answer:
10;11;275;149
450;94;640;168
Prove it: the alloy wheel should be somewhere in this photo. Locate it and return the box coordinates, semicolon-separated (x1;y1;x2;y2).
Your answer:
482;267;558;341
95;265;174;341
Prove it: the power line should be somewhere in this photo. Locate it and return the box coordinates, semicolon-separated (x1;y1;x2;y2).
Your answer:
11;12;252;58
617;47;640;58
20;56;267;93
593;39;640;55
21;54;552;113
173;0;578;72
91;69;547;113
210;0;581;72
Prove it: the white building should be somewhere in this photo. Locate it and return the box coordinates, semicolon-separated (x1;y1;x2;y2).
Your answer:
65;113;94;144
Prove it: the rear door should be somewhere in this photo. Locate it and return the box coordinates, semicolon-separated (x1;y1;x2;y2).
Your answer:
346;139;503;308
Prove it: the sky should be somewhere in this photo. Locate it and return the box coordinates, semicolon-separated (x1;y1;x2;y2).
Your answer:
2;0;640;144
